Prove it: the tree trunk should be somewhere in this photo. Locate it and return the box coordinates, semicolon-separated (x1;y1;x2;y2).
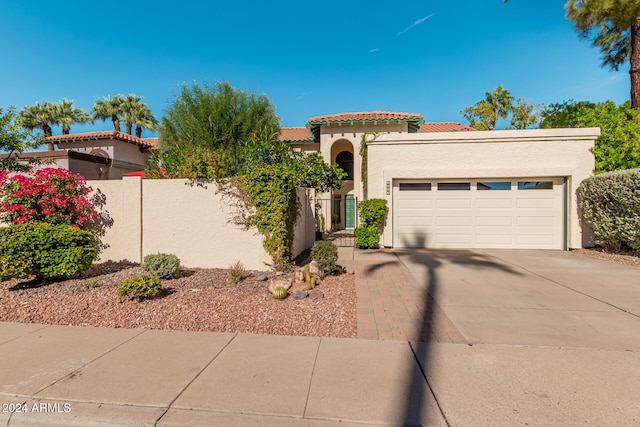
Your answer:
126;123;133;135
112;114;120;131
135;126;142;138
630;18;640;109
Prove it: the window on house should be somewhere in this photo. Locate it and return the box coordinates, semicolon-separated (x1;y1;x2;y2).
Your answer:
336;151;354;180
438;182;471;191
477;181;511;190
518;181;553;190
399;183;431;191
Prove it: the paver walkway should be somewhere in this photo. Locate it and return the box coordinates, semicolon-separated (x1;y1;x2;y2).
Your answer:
339;248;467;343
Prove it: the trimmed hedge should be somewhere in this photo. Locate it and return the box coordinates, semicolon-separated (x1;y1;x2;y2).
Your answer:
578;169;640;251
355;225;380;249
0;223;96;281
355;198;387;249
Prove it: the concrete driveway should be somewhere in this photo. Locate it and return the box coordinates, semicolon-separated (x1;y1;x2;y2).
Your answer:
394;249;640;351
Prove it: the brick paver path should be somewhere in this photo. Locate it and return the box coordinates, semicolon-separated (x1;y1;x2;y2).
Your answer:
355;254;467;343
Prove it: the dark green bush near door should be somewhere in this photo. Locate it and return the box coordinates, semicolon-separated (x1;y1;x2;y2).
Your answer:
355;198;387;248
355;225;380;248
578;169;640;251
0;223;96;281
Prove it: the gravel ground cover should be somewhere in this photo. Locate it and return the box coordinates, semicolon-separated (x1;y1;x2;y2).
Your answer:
573;248;640;268
0;262;357;338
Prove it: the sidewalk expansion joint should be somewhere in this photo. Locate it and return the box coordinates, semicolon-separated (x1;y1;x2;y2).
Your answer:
154;332;239;426
301;336;323;418
408;341;452;427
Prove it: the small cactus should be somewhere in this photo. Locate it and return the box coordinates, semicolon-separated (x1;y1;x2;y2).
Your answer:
272;286;287;299
310;276;316;289
305;264;311;283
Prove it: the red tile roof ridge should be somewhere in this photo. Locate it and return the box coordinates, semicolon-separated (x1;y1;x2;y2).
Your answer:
307;111;424;123
46;130;157;148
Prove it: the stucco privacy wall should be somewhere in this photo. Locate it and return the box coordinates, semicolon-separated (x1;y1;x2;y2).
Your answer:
88;177;315;270
367;128;601;249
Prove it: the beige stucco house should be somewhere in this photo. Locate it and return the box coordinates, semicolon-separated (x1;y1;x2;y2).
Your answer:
279;111;600;250
5;110;599;252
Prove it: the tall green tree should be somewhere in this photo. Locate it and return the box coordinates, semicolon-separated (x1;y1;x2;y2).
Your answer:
566;0;640;109
54;99;90;135
541;99;640;172
17;102;58;150
461;86;541;130
91;95;123;131
159;81;280;175
0;106;42;172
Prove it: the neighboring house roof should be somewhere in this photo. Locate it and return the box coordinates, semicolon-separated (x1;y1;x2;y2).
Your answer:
46;131;158;150
278;127;315;144
418;122;477;132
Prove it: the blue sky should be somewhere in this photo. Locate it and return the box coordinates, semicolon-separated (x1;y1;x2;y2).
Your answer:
0;0;630;137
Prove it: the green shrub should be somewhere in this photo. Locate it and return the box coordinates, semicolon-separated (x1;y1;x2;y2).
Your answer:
355;225;380;249
141;253;181;279
357;198;387;228
578;169;640;251
311;240;339;277
85;280;98;289
117;275;162;300
0;223;96;282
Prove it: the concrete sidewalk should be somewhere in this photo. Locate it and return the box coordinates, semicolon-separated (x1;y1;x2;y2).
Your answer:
0;323;445;426
1;322;639;426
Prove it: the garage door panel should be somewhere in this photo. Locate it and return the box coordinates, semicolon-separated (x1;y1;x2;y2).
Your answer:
436;216;473;226
516;216;555;227
398;216;433;227
437;199;473;209
476;216;513;226
397;199;433;209
516;234;555;246
476;198;513;209
393;178;563;250
436;234;474;245
475;234;515;245
516;198;555;209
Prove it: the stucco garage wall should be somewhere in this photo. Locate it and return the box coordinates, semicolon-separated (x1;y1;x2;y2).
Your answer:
88;178;315;270
367;128;600;249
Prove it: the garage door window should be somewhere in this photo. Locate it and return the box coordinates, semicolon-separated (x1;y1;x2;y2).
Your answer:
478;181;511;190
399;183;431;191
518;181;553;190
438;182;471;191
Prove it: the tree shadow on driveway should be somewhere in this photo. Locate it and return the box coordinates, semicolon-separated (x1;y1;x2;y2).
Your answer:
391;234;523;426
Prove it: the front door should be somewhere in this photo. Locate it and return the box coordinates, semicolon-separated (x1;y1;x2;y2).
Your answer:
345;194;355;229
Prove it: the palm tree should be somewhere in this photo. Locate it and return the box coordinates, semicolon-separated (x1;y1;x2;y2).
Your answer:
91;95;123;131
54;99;90;134
17;102;58;150
120;94;158;136
132;104;158;137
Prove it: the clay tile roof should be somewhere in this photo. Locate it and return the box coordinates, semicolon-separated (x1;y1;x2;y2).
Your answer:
307;111;424;124
418;122;477;132
277;127;314;143
141;137;160;148
46;130;157;149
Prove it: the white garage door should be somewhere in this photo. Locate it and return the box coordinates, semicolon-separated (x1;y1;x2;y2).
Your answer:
393;178;565;249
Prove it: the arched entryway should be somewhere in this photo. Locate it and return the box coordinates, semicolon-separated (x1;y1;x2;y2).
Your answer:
330;140;356;230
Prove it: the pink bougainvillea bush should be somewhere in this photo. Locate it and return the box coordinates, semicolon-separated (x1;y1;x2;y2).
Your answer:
0;168;97;227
